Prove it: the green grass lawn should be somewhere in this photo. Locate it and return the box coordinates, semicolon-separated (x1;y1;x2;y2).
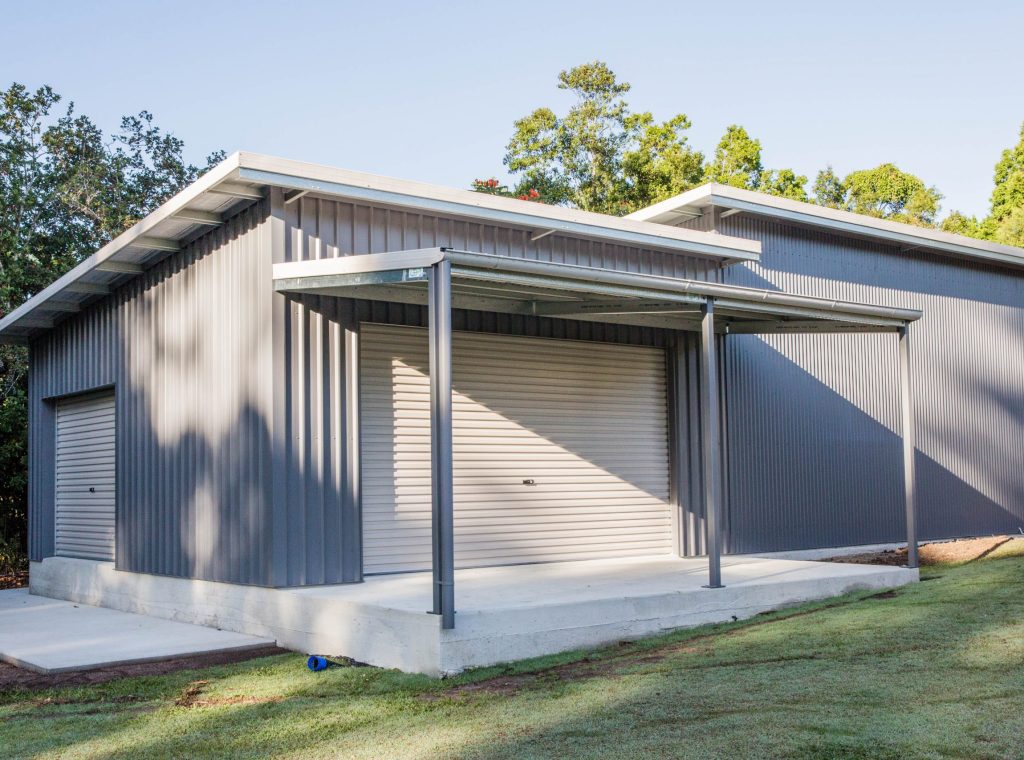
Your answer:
3;542;1024;759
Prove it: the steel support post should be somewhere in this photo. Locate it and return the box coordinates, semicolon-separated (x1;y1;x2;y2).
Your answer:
898;325;919;569
701;300;724;588
429;259;456;628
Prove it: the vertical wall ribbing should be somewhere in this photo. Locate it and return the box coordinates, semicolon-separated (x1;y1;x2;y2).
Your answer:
716;215;1024;552
30;201;275;583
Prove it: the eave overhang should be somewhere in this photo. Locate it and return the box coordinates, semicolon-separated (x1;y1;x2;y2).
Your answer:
0;154;763;345
626;183;1024;270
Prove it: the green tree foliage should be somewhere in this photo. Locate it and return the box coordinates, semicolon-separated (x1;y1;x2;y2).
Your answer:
812;166;846;209
705;125;762;190
984;123;1024;246
940;123;1024;246
705;125;809;201
759;169;810;202
498;62;705;215
843;164;942;226
811;163;942;226
940;210;982;238
0;82;222;552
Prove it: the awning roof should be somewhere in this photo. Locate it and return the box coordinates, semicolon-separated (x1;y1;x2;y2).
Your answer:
0;153;761;345
274;248;921;334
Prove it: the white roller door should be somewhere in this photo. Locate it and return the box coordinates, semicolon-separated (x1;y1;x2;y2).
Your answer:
361;324;672;574
55;390;116;561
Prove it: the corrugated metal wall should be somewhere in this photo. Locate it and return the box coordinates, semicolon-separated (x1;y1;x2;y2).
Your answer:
29;185;742;589
29;298;119;561
30;201;278;584
272;195;718;584
282;195;722;279
709;215;1024;552
30;189;710;586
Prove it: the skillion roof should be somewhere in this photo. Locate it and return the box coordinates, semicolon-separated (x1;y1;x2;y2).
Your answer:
0;153;761;344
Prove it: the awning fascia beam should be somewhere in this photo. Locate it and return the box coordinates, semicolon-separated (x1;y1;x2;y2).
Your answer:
530;299;703;317
270;248;921;333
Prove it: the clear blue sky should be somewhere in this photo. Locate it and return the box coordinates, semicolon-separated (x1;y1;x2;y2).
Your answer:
5;0;1022;218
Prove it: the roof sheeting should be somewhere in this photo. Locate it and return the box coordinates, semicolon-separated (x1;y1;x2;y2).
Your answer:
0;153;761;344
626;183;1024;270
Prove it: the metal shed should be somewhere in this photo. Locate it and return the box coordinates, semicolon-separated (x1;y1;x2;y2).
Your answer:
0;155;933;668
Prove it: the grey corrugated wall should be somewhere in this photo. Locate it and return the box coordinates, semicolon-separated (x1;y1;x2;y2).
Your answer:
30;201;278;584
30;190;715;585
705;214;1024;552
271;194;721;584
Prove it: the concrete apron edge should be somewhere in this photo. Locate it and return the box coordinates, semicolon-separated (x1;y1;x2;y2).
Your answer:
0;641;276;676
30;557;917;676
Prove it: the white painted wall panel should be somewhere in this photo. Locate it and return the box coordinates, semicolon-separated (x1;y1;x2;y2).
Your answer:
361;324;671;573
55;391;116;561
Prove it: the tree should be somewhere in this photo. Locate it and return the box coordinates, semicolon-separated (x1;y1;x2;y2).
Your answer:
812;166;846;209
992;207;1024;247
705;125;762;190
497;61;705;215
983;122;1024;246
843;164;942;226
706;124;808;201
812;163;942;227
940;210;982;238
0;82;222;555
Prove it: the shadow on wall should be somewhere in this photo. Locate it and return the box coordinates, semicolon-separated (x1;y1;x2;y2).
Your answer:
116;205;276;586
725;334;1024;554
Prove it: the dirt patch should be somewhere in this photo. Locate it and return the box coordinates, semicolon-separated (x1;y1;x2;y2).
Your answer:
0;570;28;590
830;536;1013;567
0;645;288;693
174;679;209;707
172;678;281;709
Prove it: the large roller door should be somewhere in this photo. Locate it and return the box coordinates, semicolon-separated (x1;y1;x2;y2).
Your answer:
55;390;116;561
361;324;671;573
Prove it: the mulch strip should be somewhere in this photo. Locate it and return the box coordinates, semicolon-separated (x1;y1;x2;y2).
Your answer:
0;571;28;591
830;535;1012;567
0;645;289;693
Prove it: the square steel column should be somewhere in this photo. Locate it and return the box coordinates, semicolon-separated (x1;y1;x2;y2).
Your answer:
898;325;919;569
429;260;456;628
700;300;724;588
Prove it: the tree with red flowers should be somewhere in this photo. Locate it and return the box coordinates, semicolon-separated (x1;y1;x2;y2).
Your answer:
470;178;543;202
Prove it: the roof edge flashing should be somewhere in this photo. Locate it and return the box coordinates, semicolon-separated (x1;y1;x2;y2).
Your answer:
628;183;1024;270
234;161;760;263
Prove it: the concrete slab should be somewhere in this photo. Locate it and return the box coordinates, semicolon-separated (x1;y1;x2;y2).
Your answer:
0;588;276;674
293;554;913;611
30;554;916;676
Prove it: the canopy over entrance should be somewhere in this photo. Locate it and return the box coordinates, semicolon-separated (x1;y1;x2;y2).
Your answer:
274;248;920;334
273;247;922;630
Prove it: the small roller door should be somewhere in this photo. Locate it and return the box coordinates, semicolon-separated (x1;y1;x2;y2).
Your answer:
361;324;672;574
55;390;116;561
